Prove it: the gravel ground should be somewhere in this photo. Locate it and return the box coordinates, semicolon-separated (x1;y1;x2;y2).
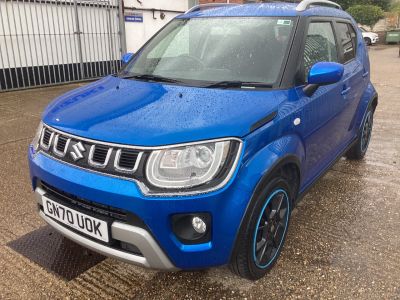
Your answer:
0;45;399;300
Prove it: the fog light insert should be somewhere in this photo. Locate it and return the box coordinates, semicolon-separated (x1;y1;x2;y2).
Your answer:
171;213;211;245
192;216;206;234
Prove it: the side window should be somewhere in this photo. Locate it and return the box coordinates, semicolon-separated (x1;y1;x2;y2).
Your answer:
303;22;338;80
336;22;357;63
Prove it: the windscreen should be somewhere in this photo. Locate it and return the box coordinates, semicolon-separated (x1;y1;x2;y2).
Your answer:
121;17;295;86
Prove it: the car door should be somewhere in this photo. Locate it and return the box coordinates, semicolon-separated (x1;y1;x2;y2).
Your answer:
296;19;348;185
333;21;365;143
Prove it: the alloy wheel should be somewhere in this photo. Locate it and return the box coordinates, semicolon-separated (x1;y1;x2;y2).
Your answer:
361;111;373;152
252;189;289;269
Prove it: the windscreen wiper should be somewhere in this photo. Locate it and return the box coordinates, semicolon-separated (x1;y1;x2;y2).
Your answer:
204;81;273;89
120;73;181;84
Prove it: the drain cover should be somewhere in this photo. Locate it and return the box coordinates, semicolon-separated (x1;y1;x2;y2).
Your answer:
7;225;106;281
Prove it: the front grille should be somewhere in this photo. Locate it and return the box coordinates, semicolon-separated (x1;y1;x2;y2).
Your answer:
42;128;52;146
118;149;139;169
41;181;128;222
37;125;144;178
56;136;68;152
92;145;109;164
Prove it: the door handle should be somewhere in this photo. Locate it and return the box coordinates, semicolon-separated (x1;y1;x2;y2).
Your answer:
341;86;351;95
362;71;369;78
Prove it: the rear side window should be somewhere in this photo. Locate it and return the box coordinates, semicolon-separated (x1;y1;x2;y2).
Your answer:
302;22;338;80
336;22;357;63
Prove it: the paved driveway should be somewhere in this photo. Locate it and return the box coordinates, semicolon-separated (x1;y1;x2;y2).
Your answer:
0;46;399;299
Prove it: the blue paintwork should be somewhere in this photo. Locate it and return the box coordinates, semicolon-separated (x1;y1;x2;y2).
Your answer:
42;77;286;146
121;52;134;64
28;4;377;269
308;62;344;85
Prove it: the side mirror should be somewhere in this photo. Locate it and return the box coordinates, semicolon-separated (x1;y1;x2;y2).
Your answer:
121;52;134;65
303;62;344;96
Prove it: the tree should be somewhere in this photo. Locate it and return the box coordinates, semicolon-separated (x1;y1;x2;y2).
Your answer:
390;2;400;28
369;0;390;11
346;5;385;27
335;0;356;10
391;2;400;13
336;0;390;11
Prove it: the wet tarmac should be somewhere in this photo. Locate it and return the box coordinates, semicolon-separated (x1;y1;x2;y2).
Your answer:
0;46;399;299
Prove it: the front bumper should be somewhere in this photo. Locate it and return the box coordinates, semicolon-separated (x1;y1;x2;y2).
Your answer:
36;187;177;270
29;147;255;270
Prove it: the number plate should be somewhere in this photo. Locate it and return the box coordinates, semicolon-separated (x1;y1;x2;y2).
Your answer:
43;197;109;243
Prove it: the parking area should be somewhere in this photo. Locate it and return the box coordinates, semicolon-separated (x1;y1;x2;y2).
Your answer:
0;46;399;299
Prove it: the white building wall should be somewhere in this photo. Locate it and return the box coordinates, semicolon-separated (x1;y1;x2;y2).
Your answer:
123;0;190;53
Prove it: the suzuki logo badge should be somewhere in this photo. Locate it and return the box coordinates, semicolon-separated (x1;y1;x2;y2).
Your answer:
70;142;86;161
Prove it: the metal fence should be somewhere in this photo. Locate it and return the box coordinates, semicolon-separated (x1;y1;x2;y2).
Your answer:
0;0;125;92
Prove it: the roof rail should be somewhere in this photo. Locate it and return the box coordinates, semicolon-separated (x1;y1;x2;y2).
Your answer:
185;3;239;14
296;0;342;11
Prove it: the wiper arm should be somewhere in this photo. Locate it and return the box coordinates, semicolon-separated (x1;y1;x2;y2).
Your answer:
120;73;181;83
205;81;272;89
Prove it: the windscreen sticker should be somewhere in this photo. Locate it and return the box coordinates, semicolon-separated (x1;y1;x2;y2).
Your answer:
277;20;292;26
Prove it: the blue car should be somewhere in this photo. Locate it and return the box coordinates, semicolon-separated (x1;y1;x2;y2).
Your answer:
28;0;377;280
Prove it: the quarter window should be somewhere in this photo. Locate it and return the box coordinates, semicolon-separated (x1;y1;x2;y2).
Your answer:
336;22;357;63
302;22;338;80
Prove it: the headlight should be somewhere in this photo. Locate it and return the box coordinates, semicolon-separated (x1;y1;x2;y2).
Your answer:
31;121;44;151
145;139;242;193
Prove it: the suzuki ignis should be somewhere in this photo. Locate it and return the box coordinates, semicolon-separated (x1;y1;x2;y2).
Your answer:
28;1;377;280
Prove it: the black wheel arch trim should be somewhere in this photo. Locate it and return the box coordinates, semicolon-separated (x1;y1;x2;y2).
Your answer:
229;154;301;262
369;92;378;111
247;154;301;209
359;92;378;134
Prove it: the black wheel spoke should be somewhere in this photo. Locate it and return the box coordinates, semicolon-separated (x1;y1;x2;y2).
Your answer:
275;194;284;211
268;194;283;220
254;190;290;268
269;247;277;260
279;207;288;220
264;244;274;261
257;241;269;262
361;113;373;152
263;206;272;220
273;224;285;247
257;224;267;231
256;237;267;251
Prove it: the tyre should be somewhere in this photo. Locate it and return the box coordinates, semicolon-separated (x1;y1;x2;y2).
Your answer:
346;106;374;160
364;37;372;46
229;177;292;280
